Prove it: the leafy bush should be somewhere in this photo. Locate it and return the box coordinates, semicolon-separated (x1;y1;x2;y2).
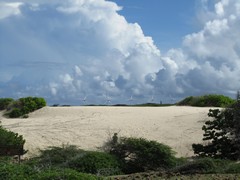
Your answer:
224;163;240;173
0;163;99;180
31;168;99;180
35;145;85;167
0;98;14;110
172;158;216;174
5;97;46;118
107;135;179;174
177;94;235;107
8;108;22;118
34;145;121;176
0;126;25;147
171;158;230;174
68;151;121;175
0;162;35;180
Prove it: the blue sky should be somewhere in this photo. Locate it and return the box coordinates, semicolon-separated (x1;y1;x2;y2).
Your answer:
111;0;198;52
0;0;240;105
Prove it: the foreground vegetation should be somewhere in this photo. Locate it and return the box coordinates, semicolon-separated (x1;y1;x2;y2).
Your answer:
0;144;240;179
0;125;240;179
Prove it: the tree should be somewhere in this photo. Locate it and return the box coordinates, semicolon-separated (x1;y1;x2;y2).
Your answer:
192;92;240;160
233;91;240;159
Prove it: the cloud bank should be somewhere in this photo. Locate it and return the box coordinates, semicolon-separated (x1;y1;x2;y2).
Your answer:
0;0;239;104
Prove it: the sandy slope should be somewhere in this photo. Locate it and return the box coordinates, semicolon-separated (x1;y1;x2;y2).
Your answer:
0;106;213;157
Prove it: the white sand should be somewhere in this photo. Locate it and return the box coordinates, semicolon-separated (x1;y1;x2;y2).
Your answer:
0;106;213;157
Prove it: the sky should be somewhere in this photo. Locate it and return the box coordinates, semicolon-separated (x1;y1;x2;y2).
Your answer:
0;0;240;105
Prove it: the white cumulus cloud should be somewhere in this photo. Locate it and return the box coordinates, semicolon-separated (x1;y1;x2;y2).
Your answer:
0;0;239;104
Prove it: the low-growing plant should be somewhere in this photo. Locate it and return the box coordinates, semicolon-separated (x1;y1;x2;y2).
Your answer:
177;94;235;107
30;168;99;180
170;157;240;175
0;162;35;179
68;151;121;175
5;97;46;118
171;158;217;174
34;145;121;176
0;126;25;148
106;134;179;174
0;98;14;110
0;162;99;180
8;108;22;118
0;125;27;157
224;162;240;173
35;145;85;167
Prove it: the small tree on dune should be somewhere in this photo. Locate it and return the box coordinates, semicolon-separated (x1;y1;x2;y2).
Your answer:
192;92;240;160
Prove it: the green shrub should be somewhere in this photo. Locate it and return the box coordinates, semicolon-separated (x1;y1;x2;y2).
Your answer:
0;98;14;110
8;108;23;118
172;158;217;174
0;162;35;180
172;158;237;175
225;163;240;173
19;97;46;112
0;126;25;147
177;94;235;107
0;163;99;180
33;97;47;109
107;135;179;174
0;125;26;156
5;97;46;118
68;151;121;175
31;168;99;180
36;145;85;167
34;145;121;176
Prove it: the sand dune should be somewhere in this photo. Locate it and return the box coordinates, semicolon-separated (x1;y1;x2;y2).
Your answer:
0;106;213;157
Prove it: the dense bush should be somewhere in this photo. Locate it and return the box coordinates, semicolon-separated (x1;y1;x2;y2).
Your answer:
171;158;223;174
177;94;235;107
106;135;179;174
0;162;35;180
35;145;85;167
224;163;240;173
68;151;121;175
0;126;26;154
34;145;121;176
0;163;99;180
0;98;14;110
171;158;234;175
5;97;46;118
8;108;22;118
31;168;99;180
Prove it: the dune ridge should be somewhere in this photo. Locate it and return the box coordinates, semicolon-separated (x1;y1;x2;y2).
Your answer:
0;106;213;157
